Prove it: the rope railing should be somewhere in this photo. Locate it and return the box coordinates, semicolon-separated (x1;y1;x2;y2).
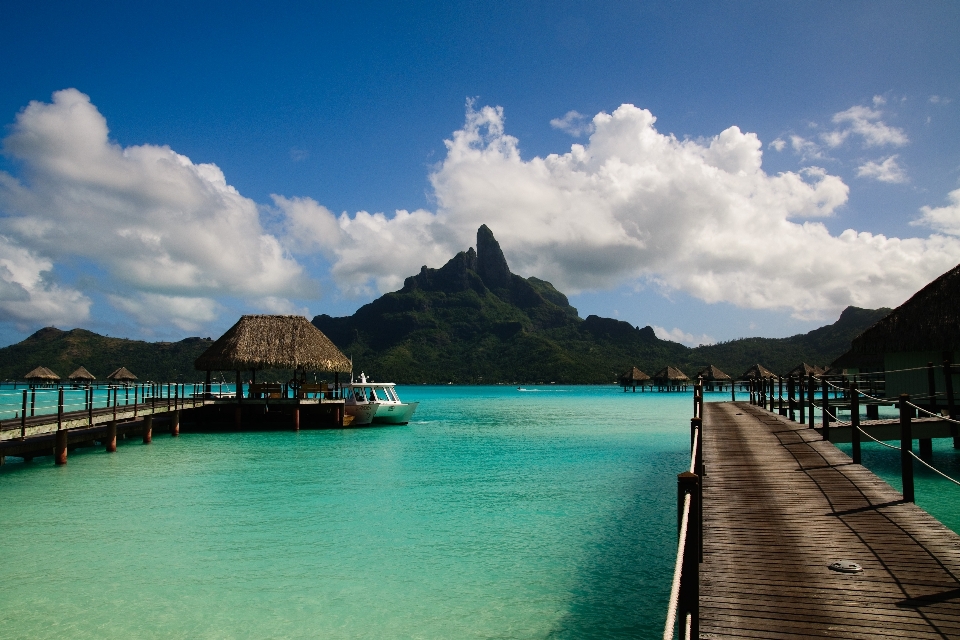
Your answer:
663;492;691;640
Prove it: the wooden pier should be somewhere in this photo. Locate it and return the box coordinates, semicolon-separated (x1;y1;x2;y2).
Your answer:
700;401;960;638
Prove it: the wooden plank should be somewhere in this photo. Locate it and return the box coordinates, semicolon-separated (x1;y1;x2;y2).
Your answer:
700;402;960;638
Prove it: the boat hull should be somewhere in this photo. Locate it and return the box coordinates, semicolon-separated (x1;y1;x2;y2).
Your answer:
344;402;379;426
373;402;418;425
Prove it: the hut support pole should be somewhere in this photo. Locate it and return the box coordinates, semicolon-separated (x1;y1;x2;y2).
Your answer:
778;376;785;416
900;395;914;503
30;386;35;417
943;360;958;448
293;403;300;431
143;416;153;444
919;362;937;460
172;410;180;437
57;388;63;431
106;420;117;452
821;377;830;440
788;376;795;421
20;390;27;439
807;375;815;430
205;370;211;399
55;428;67;465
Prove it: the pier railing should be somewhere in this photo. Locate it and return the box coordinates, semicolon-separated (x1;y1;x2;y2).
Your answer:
663;379;703;640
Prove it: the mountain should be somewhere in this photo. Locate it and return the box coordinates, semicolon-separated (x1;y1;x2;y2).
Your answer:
0;328;213;382
313;226;891;383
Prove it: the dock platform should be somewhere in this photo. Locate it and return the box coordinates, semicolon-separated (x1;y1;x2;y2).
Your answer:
701;401;960;638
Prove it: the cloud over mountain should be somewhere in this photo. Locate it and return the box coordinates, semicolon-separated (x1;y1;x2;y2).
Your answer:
280;103;960;320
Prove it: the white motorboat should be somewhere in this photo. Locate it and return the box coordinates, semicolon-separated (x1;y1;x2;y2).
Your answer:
344;373;418;425
345;400;379;426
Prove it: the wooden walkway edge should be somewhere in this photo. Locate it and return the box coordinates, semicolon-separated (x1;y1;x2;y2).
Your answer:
701;402;960;639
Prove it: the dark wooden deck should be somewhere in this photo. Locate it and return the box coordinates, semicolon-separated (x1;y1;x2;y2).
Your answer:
701;402;960;638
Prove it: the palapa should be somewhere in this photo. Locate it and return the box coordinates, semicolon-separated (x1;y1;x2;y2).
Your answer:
619;366;650;383
106;366;138;381
653;366;689;382
696;364;731;381
740;364;778;380
834;262;960;368
68;366;96;381
24;366;60;381
785;363;824;378
194;315;352;373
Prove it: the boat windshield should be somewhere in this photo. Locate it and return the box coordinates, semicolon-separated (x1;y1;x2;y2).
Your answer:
376;386;396;402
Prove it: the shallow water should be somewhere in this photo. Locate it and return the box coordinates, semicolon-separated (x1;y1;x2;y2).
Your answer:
0;385;701;639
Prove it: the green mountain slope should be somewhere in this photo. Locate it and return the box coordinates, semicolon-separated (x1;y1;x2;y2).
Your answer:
314;226;890;383
0;328;213;382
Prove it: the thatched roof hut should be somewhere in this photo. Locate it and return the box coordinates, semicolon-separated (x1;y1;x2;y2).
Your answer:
619;366;650;383
833;262;960;368
24;366;60;382
696;365;731;382
106;367;138;381
68;366;96;381
740;364;778;380
785;363;824;378
195;315;351;373
653;366;689;382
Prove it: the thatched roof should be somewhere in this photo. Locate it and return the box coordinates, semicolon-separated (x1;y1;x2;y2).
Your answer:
696;365;731;381
24;366;60;381
619;366;650;383
833;262;960;368
740;364;778;380
653;366;689;382
195;315;352;372
785;363;824;378
68;366;96;381
106;366;138;381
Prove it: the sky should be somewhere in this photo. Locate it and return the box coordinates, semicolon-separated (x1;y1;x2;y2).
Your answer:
0;0;959;348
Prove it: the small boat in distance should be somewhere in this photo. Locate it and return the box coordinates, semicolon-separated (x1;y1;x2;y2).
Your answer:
344;372;419;425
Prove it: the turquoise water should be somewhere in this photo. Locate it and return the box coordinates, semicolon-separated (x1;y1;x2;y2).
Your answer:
0;386;702;639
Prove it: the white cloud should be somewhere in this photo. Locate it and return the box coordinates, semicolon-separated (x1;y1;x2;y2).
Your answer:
872;95;886;107
913;189;960;236
653;325;715;347
769;138;786;152
0;89;312;329
825;104;908;148
108;292;219;332
289;148;309;162
856;155;907;183
278;102;960;320
929;95;951;105
550;110;594;137
789;135;824;161
0;234;90;327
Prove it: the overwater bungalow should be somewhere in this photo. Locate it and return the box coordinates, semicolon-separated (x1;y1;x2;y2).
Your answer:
696;364;731;391
106;367;138;383
652;366;689;392
619;366;651;392
195;314;352;397
785;362;824;379
24;366;60;386
68;366;96;387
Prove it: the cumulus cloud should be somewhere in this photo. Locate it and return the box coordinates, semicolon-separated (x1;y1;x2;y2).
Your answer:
0;234;90;327
108;292;219;332
856;155;907;183
278;102;960;320
0;89;312;329
913;189;960;236
824;104;908;148
653;326;715;347
789;135;824;161
768;138;786;152
929;95;951;105
550;110;594;137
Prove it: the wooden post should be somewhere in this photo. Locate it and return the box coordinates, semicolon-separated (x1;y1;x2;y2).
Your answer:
20;389;27;439
677;471;700;636
850;383;861;464
787;375;795;421
236;371;243;404
944;359;958;449
798;374;805;424
807;374;816;429
205;370;212;399
106;420;117;452
143;415;153;444
30;385;35;416
88;388;93;425
927;362;938;414
55;427;68;465
690;417;703;478
821;377;830;440
293;404;300;431
172;410;180;436
57;388;63;431
134;385;138;418
900;394;914;502
731;380;735;402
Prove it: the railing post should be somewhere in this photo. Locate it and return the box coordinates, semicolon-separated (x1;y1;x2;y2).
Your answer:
944;359;959;449
899;394;914;503
850;383;861;465
57;387;63;431
778;375;784;416
807;374;815;429
677;471;700;637
798;374;805;424
821;377;830;440
691;417;703;477
20;389;27;439
88;387;93;425
134;384;138;418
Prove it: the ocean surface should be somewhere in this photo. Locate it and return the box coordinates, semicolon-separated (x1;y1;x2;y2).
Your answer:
3;386;960;639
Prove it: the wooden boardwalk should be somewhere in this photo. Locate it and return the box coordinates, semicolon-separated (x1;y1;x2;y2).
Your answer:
700;402;960;638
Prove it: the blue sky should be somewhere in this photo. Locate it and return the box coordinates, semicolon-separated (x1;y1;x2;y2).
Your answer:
0;1;958;347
